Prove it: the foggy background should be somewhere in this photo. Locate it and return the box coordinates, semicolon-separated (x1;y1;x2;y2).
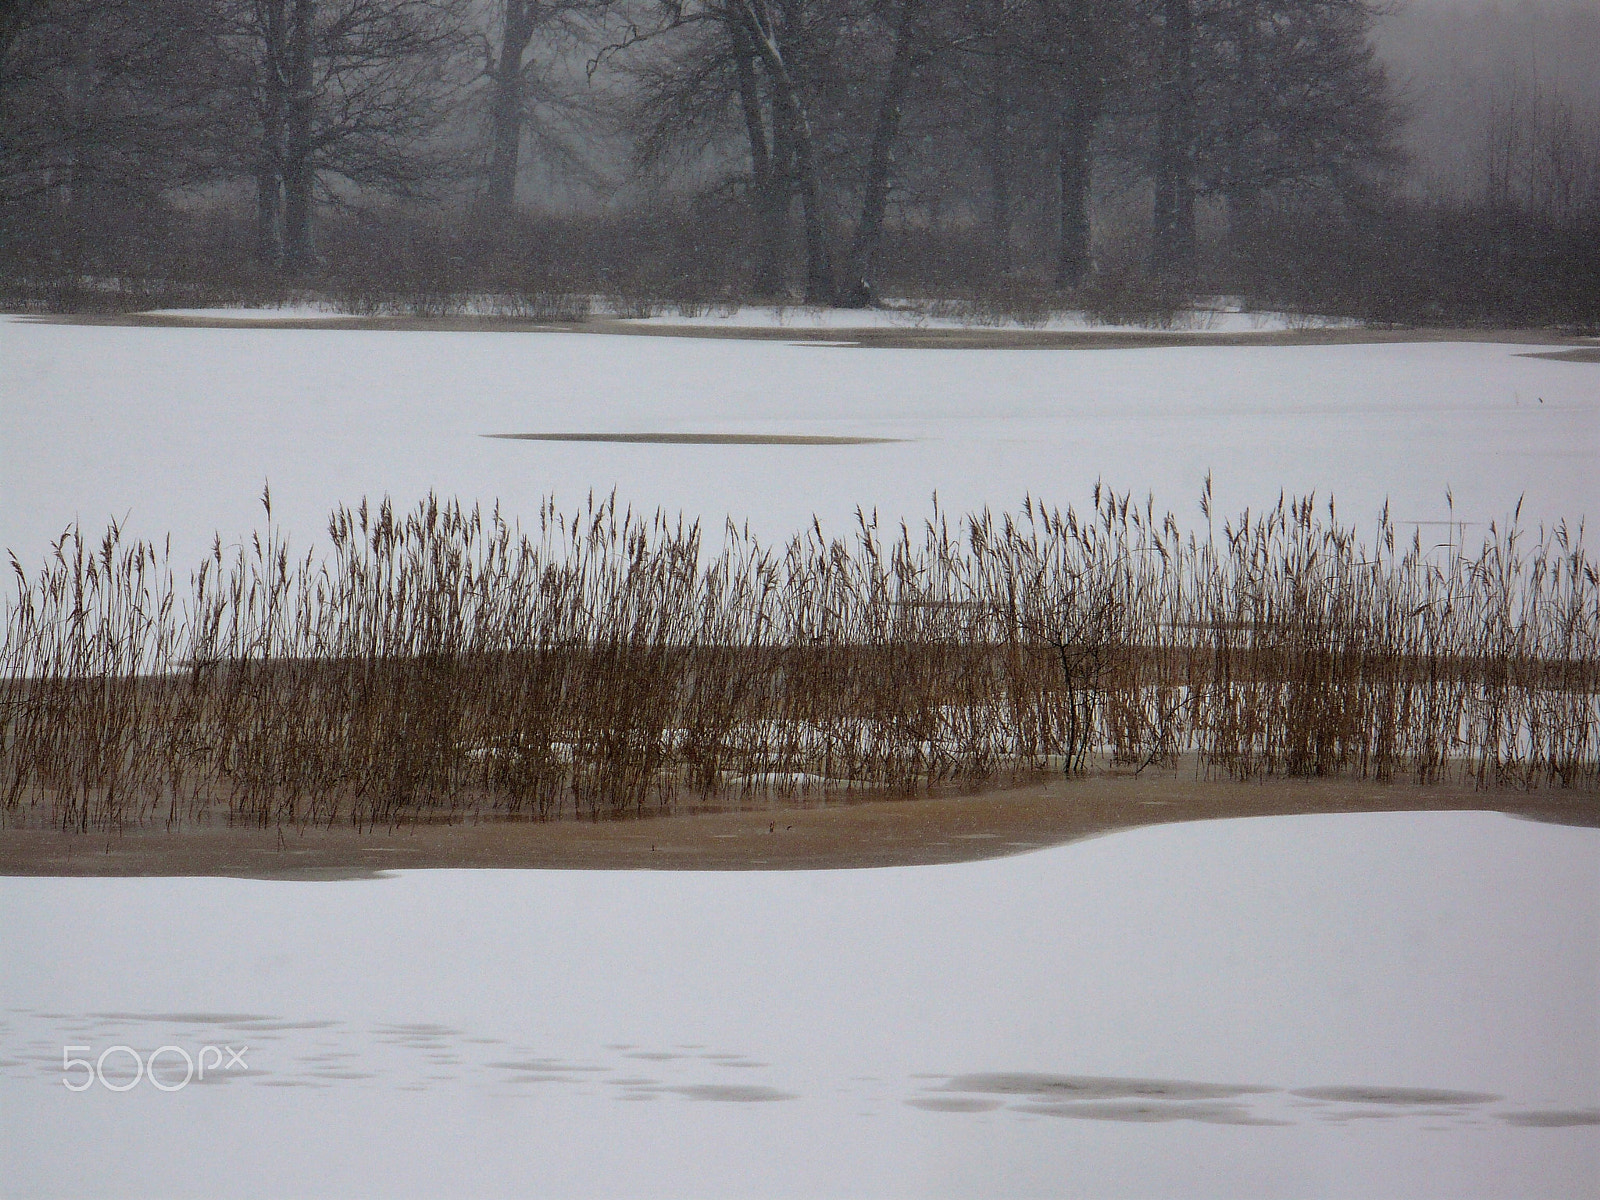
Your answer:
0;0;1595;323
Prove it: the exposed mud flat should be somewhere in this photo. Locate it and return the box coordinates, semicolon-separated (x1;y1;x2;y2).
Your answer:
1519;347;1600;364
2;771;1593;878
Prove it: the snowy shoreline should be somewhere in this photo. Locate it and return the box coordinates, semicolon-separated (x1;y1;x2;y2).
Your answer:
23;305;1592;349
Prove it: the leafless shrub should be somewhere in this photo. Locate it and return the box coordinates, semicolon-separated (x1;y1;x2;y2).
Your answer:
1072;241;1191;329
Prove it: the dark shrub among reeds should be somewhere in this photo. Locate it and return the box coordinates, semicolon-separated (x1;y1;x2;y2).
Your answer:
4;486;1597;833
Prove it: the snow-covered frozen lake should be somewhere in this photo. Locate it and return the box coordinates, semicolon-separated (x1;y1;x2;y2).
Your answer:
3;318;1597;1196
1;810;1596;1198
2;317;1595;573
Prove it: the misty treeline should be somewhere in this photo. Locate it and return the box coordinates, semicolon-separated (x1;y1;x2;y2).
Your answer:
3;488;1597;831
0;0;1596;323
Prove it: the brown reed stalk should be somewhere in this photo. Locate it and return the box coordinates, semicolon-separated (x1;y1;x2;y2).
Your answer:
3;486;1596;833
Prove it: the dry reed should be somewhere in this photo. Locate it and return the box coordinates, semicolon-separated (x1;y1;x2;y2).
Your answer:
4;483;1596;833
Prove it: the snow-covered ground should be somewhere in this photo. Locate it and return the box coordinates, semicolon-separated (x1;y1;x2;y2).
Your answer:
1;811;1595;1198
1;316;1594;577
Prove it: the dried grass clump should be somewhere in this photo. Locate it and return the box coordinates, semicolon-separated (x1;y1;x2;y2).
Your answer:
3;484;1596;833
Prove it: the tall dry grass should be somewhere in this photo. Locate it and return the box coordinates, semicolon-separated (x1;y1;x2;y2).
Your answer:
3;484;1596;832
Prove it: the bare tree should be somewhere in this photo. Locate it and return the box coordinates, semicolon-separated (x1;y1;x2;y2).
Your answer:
1142;0;1394;278
728;9;792;295
1;0;234;207
236;0;474;271
282;0;314;269
0;0;50;84
1201;0;1396;242
935;0;1125;290
486;0;540;210
725;0;835;302
979;0;1017;271
1150;0;1194;277
626;7;789;294
840;0;930;306
620;0;837;302
482;0;599;216
1033;0;1124;289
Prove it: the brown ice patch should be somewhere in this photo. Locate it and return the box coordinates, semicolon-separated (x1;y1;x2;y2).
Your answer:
1497;1109;1600;1127
91;1011;279;1027
486;432;903;446
1315;1108;1405;1122
664;1084;795;1102
1291;1085;1500;1106
942;1072;1275;1101
1013;1100;1285;1126
1518;348;1600;364
907;1097;1004;1113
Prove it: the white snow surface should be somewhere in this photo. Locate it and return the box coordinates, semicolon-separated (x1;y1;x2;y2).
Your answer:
1;811;1595;1198
1;317;1595;577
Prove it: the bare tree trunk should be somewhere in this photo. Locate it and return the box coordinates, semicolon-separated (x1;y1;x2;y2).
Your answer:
1056;85;1099;290
1223;0;1259;276
984;13;1014;275
256;0;287;267
775;77;833;304
61;26;94;208
256;160;283;267
1152;0;1195;279
841;0;925;308
733;0;834;305
282;0;316;274
0;0;49;106
487;0;537;217
730;15;787;298
785;94;834;306
1225;186;1257;276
